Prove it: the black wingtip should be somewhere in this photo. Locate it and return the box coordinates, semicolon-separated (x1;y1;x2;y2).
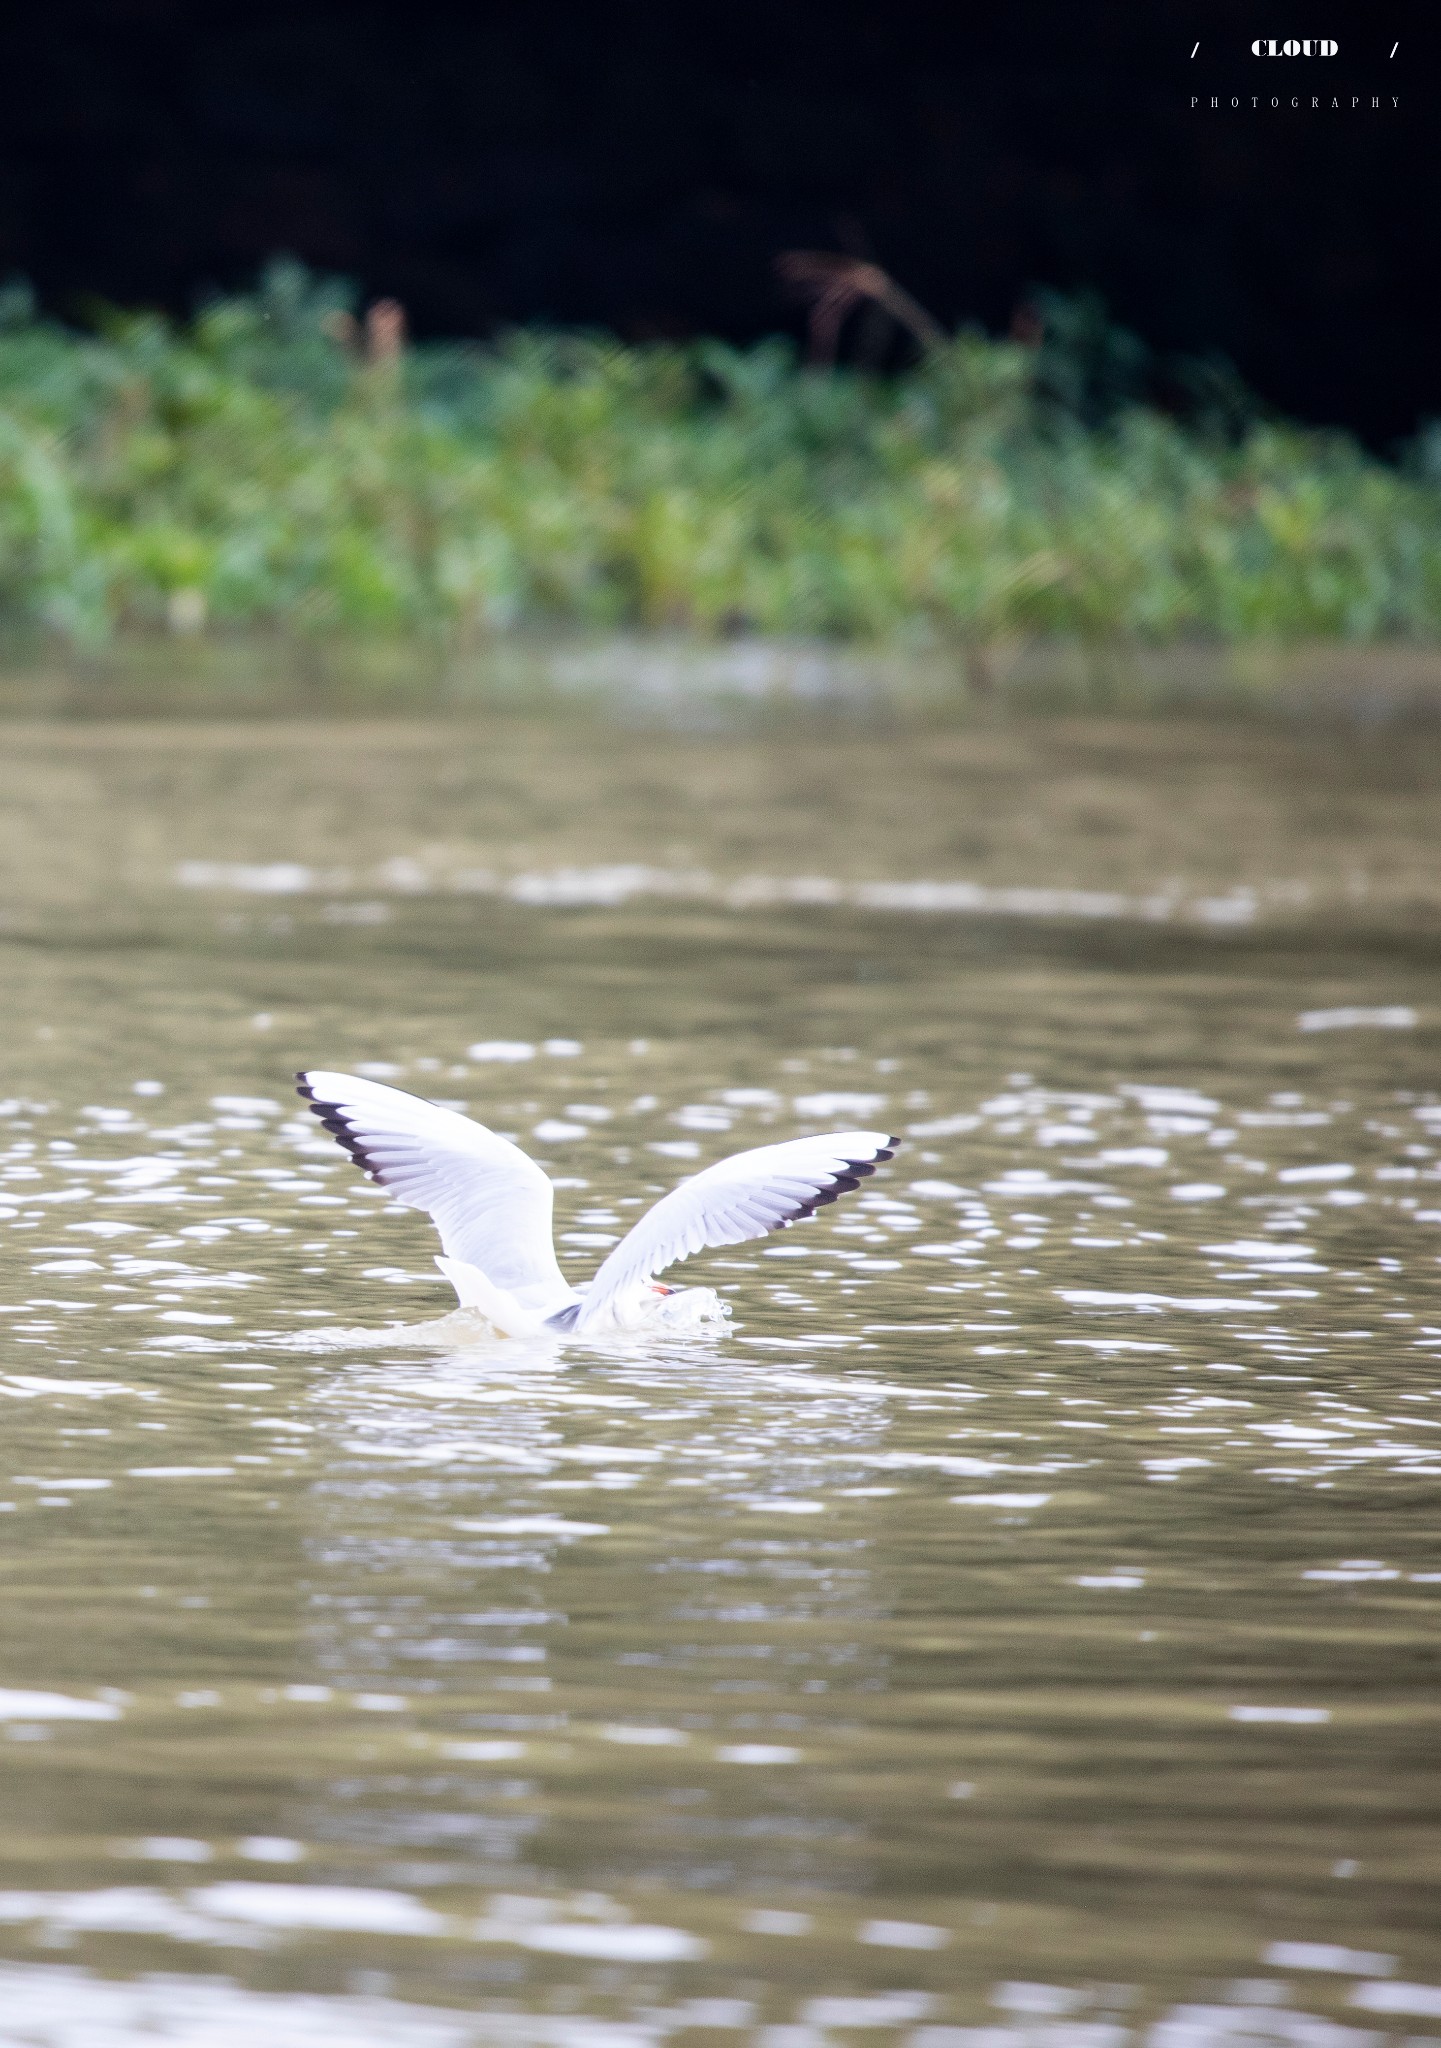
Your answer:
293;1072;385;1185
789;1138;898;1222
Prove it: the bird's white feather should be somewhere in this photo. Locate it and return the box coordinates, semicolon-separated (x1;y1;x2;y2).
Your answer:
434;1256;548;1335
571;1131;895;1331
296;1070;573;1311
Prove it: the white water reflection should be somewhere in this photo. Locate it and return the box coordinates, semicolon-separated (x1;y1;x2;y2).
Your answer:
0;1963;669;2045
172;857;1335;933
0;1960;1434;2048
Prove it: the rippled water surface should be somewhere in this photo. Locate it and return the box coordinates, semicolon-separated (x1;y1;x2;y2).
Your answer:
1;706;1440;2046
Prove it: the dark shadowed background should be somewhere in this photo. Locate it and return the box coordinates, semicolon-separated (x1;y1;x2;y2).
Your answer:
0;0;1430;439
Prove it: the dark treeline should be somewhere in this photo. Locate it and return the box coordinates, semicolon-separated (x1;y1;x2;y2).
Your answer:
0;0;1429;444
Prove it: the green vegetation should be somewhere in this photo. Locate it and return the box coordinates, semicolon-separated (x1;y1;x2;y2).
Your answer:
0;262;1438;648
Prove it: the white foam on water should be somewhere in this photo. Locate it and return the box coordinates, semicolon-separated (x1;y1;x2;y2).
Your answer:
127;1465;235;1478
1228;1706;1331;1724
0;1888;267;1946
954;1493;1052;1509
1350;1982;1441;2017
805;1990;937;2019
1059;1290;1265;1313
165;858;1341;933
121;1837;214;1862
1151;2004;1381;2048
0;1961;652;2046
508;865;709;907
1298;1006;1417;1031
0;1690;121;1722
1201;1241;1318;1263
454;1518;609;1537
792;1091;888;1118
599;1725;688;1745
509;1920;706;1960
191;1883;446;1936
1264;1942;1396;1975
176;862;326;894
854;1921;952;1950
741;1909;812;1935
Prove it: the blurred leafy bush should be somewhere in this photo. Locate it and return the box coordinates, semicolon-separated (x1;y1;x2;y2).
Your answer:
0;259;1437;646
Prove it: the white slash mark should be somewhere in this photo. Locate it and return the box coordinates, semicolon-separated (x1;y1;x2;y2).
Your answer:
1190;42;1200;57
1389;42;1398;56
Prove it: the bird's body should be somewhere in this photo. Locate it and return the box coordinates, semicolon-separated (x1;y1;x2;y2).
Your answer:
296;1069;896;1338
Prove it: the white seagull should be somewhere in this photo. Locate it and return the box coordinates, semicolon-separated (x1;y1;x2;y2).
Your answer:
297;1069;897;1337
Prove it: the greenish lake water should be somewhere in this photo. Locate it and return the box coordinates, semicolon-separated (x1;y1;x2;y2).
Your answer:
0;706;1439;2045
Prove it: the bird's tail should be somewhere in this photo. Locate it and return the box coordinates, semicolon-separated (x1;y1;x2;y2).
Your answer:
435;1257;543;1336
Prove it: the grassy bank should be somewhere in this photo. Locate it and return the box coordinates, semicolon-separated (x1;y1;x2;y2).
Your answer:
1;264;1439;649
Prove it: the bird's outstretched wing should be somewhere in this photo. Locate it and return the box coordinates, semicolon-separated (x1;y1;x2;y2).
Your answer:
296;1070;571;1310
571;1131;895;1331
